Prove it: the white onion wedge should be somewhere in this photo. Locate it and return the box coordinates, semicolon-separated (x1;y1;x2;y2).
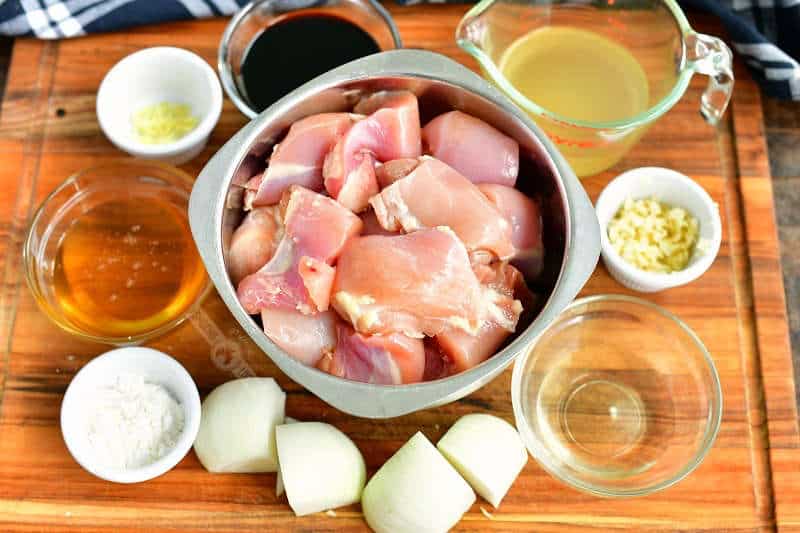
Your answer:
275;417;297;498
437;414;528;508
362;432;475;533
193;378;285;473
275;422;366;516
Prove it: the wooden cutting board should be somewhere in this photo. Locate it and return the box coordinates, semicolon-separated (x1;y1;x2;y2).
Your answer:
0;5;798;532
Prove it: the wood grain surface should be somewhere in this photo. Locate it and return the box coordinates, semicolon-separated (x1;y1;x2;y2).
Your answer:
0;5;798;532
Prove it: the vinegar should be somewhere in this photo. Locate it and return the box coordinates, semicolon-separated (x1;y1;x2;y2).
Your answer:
50;186;206;339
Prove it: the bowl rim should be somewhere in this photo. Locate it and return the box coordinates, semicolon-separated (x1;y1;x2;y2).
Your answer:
595;166;722;290
511;293;724;497
22;159;212;345
60;347;202;483
203;76;569;391
190;49;601;418
217;0;404;119
96;46;223;157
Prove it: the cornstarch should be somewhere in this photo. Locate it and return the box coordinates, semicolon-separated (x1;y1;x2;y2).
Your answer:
84;374;185;469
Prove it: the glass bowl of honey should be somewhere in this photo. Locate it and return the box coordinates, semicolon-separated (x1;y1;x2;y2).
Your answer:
23;161;210;345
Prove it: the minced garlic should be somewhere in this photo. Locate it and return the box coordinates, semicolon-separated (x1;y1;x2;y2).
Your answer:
131;102;199;144
607;197;699;273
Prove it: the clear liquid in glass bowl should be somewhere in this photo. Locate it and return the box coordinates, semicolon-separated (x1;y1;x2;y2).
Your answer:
512;295;722;496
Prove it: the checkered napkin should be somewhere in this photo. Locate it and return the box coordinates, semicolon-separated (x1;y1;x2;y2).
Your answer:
681;0;800;100
1;0;800;100
0;0;249;39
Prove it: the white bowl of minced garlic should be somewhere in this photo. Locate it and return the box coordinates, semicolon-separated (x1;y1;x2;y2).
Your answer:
595;167;722;293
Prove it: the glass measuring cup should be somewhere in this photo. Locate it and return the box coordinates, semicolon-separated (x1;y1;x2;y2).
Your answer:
457;0;734;177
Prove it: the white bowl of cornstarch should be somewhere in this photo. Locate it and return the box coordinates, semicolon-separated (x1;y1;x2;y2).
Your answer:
61;347;201;483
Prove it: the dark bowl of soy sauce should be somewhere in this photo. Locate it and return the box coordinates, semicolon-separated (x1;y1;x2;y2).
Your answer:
220;0;402;118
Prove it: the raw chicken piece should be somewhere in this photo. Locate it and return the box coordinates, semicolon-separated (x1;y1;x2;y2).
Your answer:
237;186;363;315
370;157;515;260
242;174;261;211
317;323;425;384
376;158;420;189
261;308;338;367
324;91;422;212
422;111;519;187
332;227;486;338
423;340;454;381
436;263;524;372
228;206;283;284
247;113;359;207
297;257;336;312
360;209;396;237
479;184;544;279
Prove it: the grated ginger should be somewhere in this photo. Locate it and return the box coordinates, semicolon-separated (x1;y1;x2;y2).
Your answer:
131;101;199;145
607;197;699;273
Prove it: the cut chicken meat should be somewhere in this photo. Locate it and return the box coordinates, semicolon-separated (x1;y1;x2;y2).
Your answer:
436;263;524;372
317;323;425;384
376;158;420;189
228;93;542;382
332;227;486;338
261;308;338;367
242;174;261;211
370;157;515;260
297;257;336;312
324;91;422;212
479;184;544;279
237;186;363;315
228;206;283;284
247;113;359;207
423;111;519;187
360;209;396;237
436;322;510;373
422;340;454;381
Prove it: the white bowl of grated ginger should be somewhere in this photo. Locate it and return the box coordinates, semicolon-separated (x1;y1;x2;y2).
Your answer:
97;47;223;165
595;167;722;293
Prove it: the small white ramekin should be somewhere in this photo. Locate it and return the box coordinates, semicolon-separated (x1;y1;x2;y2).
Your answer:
61;347;201;483
96;47;222;165
595;167;722;293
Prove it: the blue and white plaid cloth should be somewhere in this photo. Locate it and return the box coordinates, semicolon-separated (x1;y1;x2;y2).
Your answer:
682;0;800;99
1;0;799;100
0;0;248;39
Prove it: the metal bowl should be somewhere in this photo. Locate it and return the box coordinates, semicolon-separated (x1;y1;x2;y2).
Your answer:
189;50;600;418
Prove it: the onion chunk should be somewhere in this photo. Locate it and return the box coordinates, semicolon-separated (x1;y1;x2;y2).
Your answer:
193;378;285;473
437;414;527;508
362;432;475;533
276;422;366;516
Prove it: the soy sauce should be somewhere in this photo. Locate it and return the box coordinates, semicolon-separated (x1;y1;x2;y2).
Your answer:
240;14;381;113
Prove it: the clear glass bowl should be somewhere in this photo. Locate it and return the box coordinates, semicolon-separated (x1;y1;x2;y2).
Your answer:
512;294;722;497
23;161;210;345
219;0;402;118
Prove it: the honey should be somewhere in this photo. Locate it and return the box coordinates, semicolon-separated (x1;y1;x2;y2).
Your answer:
45;182;206;339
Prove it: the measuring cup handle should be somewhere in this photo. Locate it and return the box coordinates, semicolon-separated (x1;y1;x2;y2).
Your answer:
686;32;734;125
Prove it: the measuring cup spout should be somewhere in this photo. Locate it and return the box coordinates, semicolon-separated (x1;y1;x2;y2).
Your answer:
455;6;488;53
686;32;734;125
